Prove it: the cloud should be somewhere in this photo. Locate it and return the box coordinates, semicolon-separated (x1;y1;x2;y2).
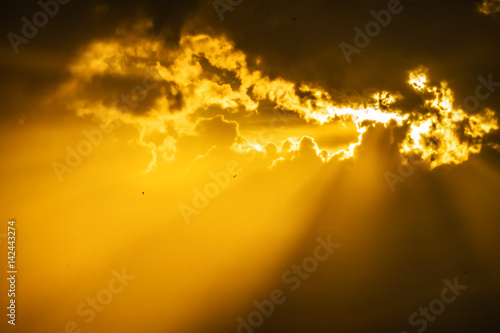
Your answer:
401;68;499;168
478;0;500;15
46;20;498;173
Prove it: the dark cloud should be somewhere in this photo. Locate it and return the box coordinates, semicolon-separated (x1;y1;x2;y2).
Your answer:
193;0;500;115
0;0;202;123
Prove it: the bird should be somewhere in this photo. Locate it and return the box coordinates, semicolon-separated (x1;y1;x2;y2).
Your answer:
291;17;298;21
142;192;144;195
233;175;237;178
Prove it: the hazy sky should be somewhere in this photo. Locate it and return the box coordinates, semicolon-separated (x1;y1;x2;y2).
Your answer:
1;1;500;333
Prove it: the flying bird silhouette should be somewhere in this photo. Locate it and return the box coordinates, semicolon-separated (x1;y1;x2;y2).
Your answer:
291;17;298;21
233;175;237;178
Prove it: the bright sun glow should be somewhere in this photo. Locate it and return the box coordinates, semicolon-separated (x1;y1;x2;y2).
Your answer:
57;33;498;171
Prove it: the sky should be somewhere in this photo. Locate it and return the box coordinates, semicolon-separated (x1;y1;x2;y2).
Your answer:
1;0;500;332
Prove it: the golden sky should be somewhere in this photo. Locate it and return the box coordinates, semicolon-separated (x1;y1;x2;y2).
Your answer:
1;1;500;332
